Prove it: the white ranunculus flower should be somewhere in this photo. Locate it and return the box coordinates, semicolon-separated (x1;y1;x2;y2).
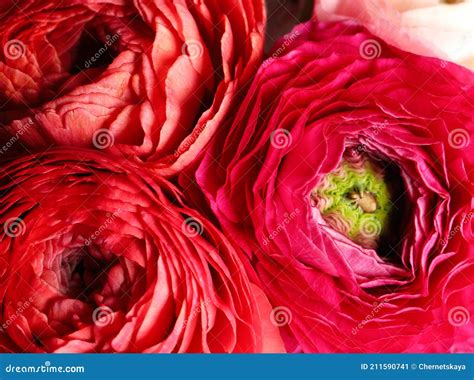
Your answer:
315;0;474;69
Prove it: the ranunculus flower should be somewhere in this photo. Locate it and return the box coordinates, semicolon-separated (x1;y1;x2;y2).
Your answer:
314;0;474;69
0;148;284;353
194;21;474;352
0;0;265;175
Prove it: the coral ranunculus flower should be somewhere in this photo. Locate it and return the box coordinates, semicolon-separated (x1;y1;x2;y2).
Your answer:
0;0;265;175
194;21;474;352
0;149;284;353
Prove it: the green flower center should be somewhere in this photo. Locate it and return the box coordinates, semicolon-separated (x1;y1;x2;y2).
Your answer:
312;155;392;249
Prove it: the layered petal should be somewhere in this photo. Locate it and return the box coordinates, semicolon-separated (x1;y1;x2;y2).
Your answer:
192;21;474;352
0;0;265;175
0;148;284;353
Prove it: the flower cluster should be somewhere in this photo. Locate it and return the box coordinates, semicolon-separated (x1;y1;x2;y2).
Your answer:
0;0;472;353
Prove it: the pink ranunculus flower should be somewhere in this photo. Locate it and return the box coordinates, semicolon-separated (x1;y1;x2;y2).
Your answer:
314;0;474;69
0;0;265;175
193;21;474;352
0;148;285;353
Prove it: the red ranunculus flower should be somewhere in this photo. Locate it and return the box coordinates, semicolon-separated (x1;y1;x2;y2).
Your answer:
0;148;284;353
0;0;265;175
194;21;474;352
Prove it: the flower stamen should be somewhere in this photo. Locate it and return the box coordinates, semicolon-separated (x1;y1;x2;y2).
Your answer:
312;152;392;249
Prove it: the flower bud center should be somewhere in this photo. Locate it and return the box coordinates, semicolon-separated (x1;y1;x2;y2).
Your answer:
312;152;392;249
347;190;378;213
